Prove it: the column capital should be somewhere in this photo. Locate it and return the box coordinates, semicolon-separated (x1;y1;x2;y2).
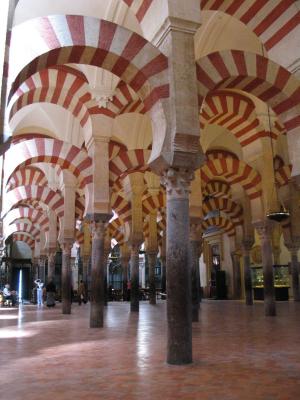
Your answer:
189;217;202;242
242;239;254;252
90;220;106;241
254;220;274;239
130;242;141;254
285;237;300;255
60;239;73;255
161;168;194;199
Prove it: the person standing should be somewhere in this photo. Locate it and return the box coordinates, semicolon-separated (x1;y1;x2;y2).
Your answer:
78;280;86;305
34;279;44;306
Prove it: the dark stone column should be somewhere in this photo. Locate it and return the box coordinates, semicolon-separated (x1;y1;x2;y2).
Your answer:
285;242;300;302
130;243;140;312
60;240;73;315
121;253;129;301
89;217;108;327
47;250;56;282
103;245;110;306
161;256;166;293
190;221;202;322
148;252;157;305
163;168;193;365
242;240;254;305
256;222;276;316
231;252;242;299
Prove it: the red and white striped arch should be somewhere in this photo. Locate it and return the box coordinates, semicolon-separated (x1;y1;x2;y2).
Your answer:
142;192;165;215
203;180;232;199
5;138;92;189
200;0;300;51
202;216;236;237
108;218;125;245
89;81;146;119
3;185;64;219
5;222;40;241
6;166;47;191
10;67;92;128
12;233;35;250
275;164;292;187
111;193;131;223
200;91;285;147
202;197;243;226
10;16;169;112
200;156;262;200
4;207;50;232
109;149;150;186
196;50;300;136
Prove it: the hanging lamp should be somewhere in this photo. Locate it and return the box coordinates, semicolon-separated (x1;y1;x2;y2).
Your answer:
266;107;290;223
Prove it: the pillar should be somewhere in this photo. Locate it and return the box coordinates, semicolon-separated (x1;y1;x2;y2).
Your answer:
163;168;194;365
120;244;130;301
161;255;166;293
190;221;202;322
285;241;300;302
47;249;56;282
103;238;111;306
60;240;73;315
148;251;157;305
256;222;276;316
242;240;254;305
130;243;140;312
232;252;242;299
90;218;108;328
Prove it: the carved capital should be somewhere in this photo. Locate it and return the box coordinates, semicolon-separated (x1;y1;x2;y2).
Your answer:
242;239;254;253
60;240;73;255
285;236;300;255
254;221;274;240
161;168;194;199
91;220;106;241
130;243;140;255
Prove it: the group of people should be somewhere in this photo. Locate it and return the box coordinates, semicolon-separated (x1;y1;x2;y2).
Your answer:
34;278;56;307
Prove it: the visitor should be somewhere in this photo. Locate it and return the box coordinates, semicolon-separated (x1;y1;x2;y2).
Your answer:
46;279;56;307
3;284;16;306
78;280;86;305
34;279;44;306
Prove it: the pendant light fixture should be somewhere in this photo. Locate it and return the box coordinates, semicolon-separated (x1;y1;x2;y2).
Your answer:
266;107;290;223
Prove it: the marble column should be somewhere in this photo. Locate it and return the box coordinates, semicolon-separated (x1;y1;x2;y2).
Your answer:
60;240;73;315
190;221;202;322
163;168;193;365
161;256;166;293
120;249;130;301
47;249;56;282
82;254;90;287
90;219;107;328
285;242;300;302
148;252;157;305
242;240;254;305
130;243;140;312
256;222;276;316
232;252;242;299
103;243;110;306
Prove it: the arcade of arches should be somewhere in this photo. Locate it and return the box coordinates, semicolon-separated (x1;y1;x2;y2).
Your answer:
1;0;300;397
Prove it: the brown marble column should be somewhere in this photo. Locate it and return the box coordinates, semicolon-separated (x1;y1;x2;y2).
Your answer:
103;243;110;307
242;240;254;305
60;240;73;315
130;243;140;312
256;222;276;316
161;255;166;293
190;221;202;322
120;247;130;301
285;241;300;302
47;250;56;282
148;252;157;305
90;218;107;328
232;252;242;299
163;168;193;365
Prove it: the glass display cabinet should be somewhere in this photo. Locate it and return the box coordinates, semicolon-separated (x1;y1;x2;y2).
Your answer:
251;265;290;300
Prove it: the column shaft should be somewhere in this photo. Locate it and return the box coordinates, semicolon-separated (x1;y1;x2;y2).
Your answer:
148;252;157;305
232;253;242;299
90;221;105;327
290;250;300;302
164;168;193;365
47;252;56;282
61;242;72;315
130;244;140;312
161;256;166;293
190;240;200;322
242;247;253;305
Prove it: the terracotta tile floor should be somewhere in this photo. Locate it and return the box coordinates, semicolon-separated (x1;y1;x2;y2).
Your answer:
0;300;300;400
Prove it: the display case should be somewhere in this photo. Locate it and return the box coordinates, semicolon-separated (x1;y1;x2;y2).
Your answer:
251;265;290;301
